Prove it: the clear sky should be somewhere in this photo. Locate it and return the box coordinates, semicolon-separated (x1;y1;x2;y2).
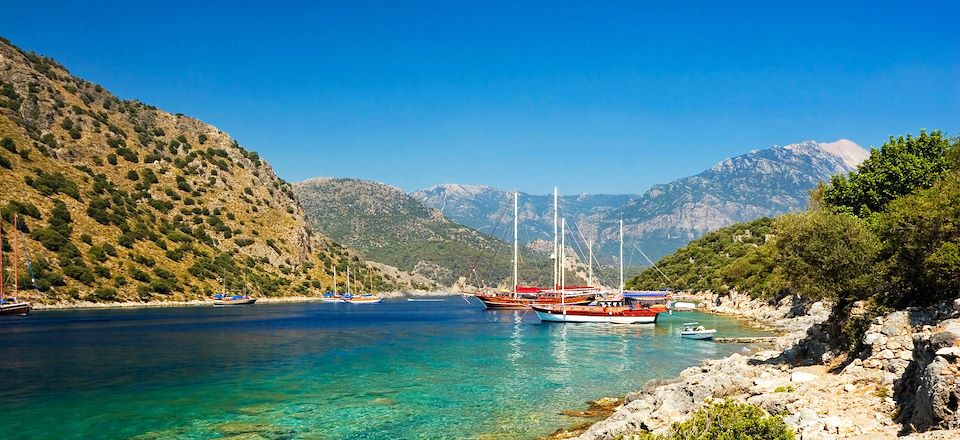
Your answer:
3;1;958;194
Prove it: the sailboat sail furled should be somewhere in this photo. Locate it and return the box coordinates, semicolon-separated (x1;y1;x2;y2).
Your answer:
1;215;33;316
473;188;598;310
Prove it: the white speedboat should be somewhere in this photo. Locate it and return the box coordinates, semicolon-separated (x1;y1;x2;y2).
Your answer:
680;322;717;340
669;300;697;311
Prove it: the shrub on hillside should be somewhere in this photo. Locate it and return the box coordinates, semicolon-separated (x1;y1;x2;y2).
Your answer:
773;210;881;304
823;130;957;218
634;400;794;440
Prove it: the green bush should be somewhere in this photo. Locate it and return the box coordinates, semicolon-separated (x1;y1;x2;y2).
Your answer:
877;171;960;306
1;137;16;153
665;400;793;440
107;153;118;165
63;265;95;284
824;130;956;218
27;170;81;200
774;210;881;303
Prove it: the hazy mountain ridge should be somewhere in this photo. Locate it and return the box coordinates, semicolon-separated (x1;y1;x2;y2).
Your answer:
294;178;558;287
412;185;635;246
605;139;867;259
0;37;403;303
414;140;867;263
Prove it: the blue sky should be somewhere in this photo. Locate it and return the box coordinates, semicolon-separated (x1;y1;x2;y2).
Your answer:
4;1;958;194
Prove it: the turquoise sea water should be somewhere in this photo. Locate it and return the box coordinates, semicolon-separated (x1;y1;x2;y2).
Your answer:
0;299;768;439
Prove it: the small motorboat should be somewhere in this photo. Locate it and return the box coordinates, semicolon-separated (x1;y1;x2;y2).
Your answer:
680;322;717;340
668;300;697;311
0;298;31;316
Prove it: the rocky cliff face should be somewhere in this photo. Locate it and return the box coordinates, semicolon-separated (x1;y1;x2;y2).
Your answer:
0;37;398;303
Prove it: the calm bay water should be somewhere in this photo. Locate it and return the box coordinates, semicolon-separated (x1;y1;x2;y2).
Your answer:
0;299;768;439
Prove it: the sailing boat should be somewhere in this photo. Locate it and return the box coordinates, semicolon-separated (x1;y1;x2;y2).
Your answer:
474;188;596;310
322;265;343;303
343;267;383;304
1;214;33;316
211;271;256;305
533;220;665;324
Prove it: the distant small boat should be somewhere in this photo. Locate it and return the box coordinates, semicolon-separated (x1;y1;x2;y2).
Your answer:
0;299;31;316
211;273;256;306
338;267;383;304
212;294;257;306
343;294;383;304
407;298;443;302
321;292;342;303
1;215;33;316
680;322;717;340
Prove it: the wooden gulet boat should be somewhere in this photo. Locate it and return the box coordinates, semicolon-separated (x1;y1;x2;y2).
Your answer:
211;272;256;306
474;188;598;310
341;266;383;304
321;266;343;303
1;215;34;316
533;220;667;324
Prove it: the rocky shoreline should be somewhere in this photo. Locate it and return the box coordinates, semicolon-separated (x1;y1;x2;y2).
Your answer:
31;290;458;310
557;292;960;440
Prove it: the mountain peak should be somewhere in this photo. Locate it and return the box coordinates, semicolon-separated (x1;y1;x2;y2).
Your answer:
784;139;868;169
428;183;493;196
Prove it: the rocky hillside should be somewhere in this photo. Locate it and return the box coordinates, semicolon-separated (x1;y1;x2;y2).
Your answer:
0;37;400;303
606;140;868;260
293;178;558;288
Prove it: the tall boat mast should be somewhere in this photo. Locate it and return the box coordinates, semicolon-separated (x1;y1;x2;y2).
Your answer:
346;266;351;295
588;239;593;287
333;266;337;295
553;187;558;289
13;215;19;298
560;217;566;304
1;219;4;301
513;190;519;297
619;219;624;294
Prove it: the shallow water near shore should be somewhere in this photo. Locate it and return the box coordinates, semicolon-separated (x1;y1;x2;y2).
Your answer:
0;298;769;439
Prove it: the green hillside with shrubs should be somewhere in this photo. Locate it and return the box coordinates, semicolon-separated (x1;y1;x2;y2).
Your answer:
0;37;402;304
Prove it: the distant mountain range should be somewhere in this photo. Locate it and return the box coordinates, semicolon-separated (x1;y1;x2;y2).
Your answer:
413;140;868;262
411;184;633;247
293;178;557;288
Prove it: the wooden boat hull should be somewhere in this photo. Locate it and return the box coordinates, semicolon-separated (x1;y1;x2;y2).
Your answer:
532;305;659;324
0;302;31;316
212;298;257;306
344;297;383;304
476;294;595;310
